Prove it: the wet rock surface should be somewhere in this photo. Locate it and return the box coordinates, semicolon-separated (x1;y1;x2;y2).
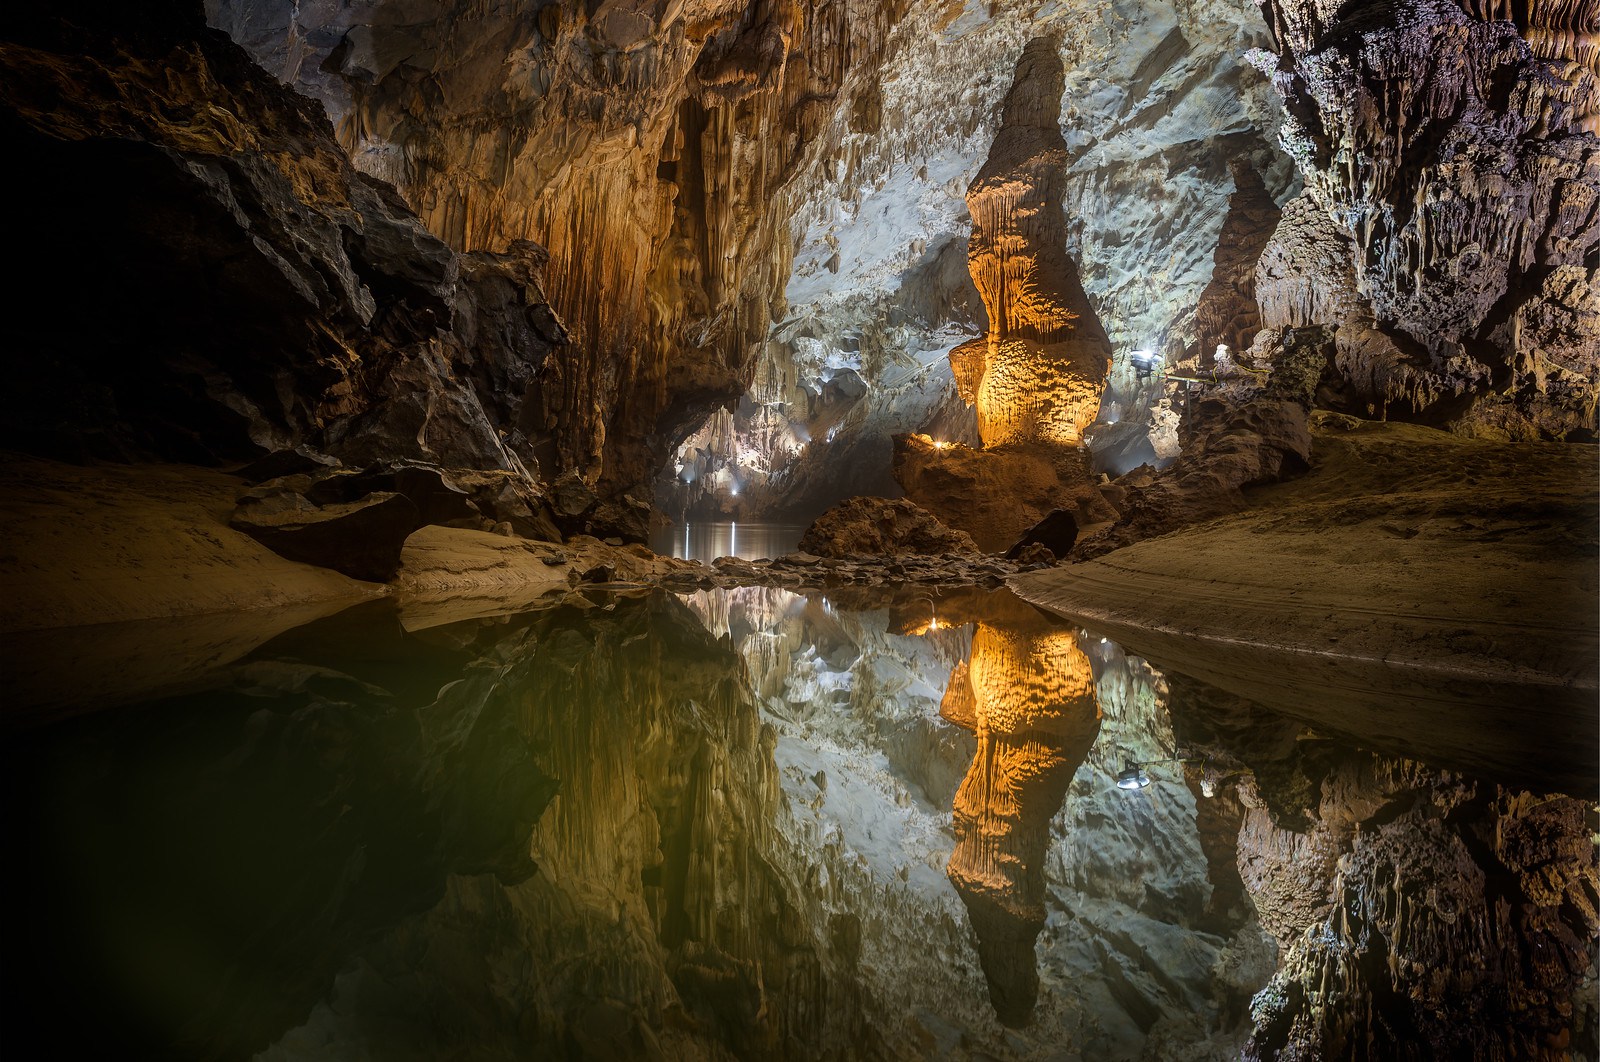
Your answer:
1171;688;1600;1062
894;433;1118;553
1014;414;1600;792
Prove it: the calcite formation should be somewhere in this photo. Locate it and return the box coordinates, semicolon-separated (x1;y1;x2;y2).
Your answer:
892;37;1120;548
681;0;1291;520
1249;0;1600;438
957;37;1112;450
1163;683;1600;1061
208;0;921;503
942;599;1102;1026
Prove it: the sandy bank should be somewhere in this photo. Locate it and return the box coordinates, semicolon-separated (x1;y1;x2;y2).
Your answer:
0;453;382;634
1011;416;1599;790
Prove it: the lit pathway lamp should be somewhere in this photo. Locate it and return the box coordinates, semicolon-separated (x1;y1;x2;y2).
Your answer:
1115;757;1202;791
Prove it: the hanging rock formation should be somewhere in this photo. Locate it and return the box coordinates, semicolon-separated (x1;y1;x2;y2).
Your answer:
207;0;919;505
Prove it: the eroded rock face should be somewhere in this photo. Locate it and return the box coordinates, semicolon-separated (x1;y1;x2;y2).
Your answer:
1072;362;1315;559
1249;0;1600;439
2;3;560;525
1169;684;1600;1062
207;0;926;503
1190;161;1283;367
1242;767;1598;1060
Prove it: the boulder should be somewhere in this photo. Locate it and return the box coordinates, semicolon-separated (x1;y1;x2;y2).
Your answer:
234;447;342;485
798;497;980;558
893;434;1116;552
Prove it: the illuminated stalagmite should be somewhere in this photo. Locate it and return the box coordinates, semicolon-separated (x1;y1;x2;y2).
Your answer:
894;38;1117;550
941;596;1101;1026
955;38;1112;450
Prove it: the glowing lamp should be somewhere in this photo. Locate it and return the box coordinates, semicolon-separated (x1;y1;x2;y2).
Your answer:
1115;756;1205;793
1129;349;1161;380
1115;762;1152;790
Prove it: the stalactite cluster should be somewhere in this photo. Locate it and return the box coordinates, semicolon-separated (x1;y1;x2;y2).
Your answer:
214;0;920;501
1249;0;1600;438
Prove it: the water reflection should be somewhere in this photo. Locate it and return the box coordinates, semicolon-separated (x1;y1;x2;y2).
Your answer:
648;520;807;562
939;594;1101;1026
1;586;1593;1060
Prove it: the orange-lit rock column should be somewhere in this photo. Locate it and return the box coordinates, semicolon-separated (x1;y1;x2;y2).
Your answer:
955;37;1112;451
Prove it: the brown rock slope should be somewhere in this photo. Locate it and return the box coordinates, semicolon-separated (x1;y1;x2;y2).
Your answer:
1012;413;1599;792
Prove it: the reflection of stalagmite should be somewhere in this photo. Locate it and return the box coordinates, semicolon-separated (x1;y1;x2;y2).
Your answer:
942;604;1101;1027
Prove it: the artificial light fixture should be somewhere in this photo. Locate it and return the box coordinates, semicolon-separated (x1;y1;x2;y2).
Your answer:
1115;756;1204;792
1128;349;1161;380
1115;762;1151;790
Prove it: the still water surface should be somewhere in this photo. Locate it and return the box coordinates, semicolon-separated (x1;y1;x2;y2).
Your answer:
649;521;807;562
1;586;1593;1059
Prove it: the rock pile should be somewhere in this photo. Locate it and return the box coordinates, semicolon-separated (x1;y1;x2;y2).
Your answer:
797;496;980;557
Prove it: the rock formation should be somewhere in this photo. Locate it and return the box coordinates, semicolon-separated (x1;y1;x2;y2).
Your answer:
892;38;1120;550
2;0;565;534
797;496;979;558
958;38;1112;447
1190;161;1283;367
206;0;923;506
1248;0;1600;439
1171;688;1600;1062
657;0;1292;521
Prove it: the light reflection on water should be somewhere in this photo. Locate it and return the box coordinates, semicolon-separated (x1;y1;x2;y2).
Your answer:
0;586;1592;1061
648;520;807;562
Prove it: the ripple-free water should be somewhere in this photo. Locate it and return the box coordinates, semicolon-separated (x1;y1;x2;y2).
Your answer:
648;520;807;562
1;586;1592;1059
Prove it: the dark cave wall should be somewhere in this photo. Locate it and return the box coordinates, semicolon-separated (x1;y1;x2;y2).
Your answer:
1247;0;1600;440
1;1;563;510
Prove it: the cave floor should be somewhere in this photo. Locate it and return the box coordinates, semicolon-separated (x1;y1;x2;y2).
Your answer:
1012;414;1599;792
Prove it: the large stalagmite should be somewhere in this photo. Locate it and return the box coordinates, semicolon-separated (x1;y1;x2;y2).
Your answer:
894;38;1118;551
957;38;1112;450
